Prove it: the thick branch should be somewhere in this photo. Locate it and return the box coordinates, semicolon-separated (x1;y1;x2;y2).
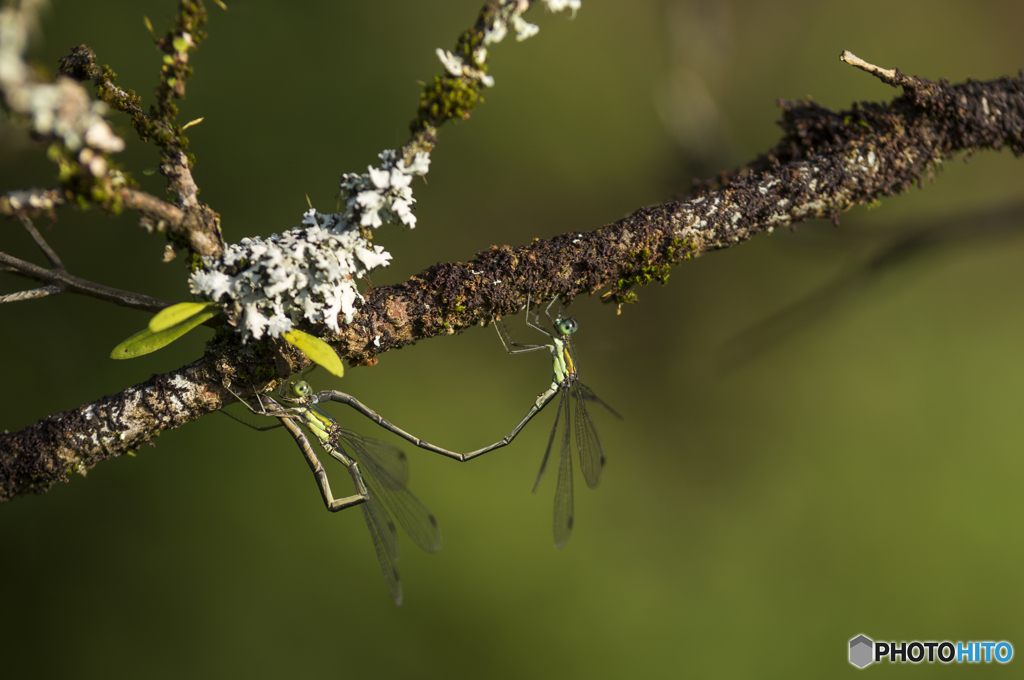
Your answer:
2;59;1022;503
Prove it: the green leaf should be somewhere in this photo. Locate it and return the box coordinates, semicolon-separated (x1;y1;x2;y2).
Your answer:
111;309;219;359
149;301;218;332
283;329;345;377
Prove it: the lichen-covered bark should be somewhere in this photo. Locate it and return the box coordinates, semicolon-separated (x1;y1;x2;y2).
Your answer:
2;62;1022;503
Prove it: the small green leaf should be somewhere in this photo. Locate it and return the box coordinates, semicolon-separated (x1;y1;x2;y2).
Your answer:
111;309;218;359
283;329;345;377
172;36;188;53
149;301;218;332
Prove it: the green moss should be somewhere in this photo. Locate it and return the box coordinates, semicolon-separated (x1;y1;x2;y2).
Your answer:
603;237;691;305
453;28;484;62
408;25;492;137
412;75;483;133
617;291;638;305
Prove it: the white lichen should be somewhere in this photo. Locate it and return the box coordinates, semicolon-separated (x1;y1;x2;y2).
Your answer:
190;210;393;342
437;48;468;77
339;149;430;229
482;18;509;45
544;0;582;15
435;47;495;88
480;0;582;48
511;15;539;41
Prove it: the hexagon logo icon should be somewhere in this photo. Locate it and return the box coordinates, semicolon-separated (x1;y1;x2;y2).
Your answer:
850;635;874;668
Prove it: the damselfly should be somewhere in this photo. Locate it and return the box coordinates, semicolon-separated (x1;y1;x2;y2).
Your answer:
224;380;441;606
496;297;620;548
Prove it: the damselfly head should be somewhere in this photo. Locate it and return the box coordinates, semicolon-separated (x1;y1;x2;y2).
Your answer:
288;380;313;400
554;317;577;336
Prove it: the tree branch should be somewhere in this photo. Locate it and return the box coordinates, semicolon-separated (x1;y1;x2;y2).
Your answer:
17;214;62;267
2;186;190;242
2;54;1022;503
0;251;171;313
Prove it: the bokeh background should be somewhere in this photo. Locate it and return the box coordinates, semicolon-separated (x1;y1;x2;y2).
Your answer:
3;0;1024;677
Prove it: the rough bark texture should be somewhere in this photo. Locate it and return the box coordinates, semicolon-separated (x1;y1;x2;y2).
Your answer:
2;60;1022;503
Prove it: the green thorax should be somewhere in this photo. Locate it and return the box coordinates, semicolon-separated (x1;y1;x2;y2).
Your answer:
300;404;334;444
551;317;579;385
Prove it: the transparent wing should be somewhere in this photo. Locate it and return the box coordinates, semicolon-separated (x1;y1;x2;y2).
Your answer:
340;431;410;490
576;382;622;419
533;388;567;493
553;392;574;550
341;431;442;554
361;496;402;606
572;383;606;490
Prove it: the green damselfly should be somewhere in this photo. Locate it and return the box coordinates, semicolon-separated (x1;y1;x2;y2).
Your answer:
224;380;441;606
495;297;621;548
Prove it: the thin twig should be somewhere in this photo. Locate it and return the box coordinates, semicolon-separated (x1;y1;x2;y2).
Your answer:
1;187;198;250
0;285;60;303
840;50;897;82
0;252;171;313
17;215;63;269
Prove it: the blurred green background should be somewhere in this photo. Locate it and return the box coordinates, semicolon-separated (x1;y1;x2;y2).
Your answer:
3;0;1024;677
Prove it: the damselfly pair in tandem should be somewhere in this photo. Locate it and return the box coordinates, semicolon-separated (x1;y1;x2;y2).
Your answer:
225;297;620;604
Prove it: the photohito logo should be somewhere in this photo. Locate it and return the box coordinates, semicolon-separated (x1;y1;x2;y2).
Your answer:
849;634;1013;668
